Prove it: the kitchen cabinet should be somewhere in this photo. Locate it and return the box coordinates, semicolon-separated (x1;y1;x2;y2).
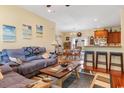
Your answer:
108;32;121;44
94;29;108;38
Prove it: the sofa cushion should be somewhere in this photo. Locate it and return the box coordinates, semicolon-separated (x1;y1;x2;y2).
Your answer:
45;58;57;66
7;61;20;67
25;55;44;62
6;49;24;58
0;72;34;88
17;60;46;76
39;47;46;54
4;49;26;62
0;64;13;74
1;49;25;64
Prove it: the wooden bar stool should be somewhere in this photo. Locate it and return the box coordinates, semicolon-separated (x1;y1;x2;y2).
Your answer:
96;51;108;71
84;51;95;68
109;52;123;73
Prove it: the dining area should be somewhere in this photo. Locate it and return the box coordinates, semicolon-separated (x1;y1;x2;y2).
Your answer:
62;47;83;61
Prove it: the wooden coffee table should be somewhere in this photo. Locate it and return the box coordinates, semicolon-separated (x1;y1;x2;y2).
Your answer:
40;62;81;87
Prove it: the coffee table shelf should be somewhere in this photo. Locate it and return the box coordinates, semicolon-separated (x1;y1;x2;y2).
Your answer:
40;62;81;87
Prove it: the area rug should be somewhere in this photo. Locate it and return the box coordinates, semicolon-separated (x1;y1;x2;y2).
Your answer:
63;73;94;88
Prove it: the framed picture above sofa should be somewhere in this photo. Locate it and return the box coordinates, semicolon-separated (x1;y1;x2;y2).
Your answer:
2;25;16;42
36;25;43;37
22;24;32;39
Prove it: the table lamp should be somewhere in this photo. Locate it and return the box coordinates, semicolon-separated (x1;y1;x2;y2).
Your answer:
0;70;3;80
51;40;58;53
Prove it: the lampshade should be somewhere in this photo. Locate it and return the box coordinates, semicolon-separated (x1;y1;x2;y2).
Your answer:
0;70;3;80
51;40;58;46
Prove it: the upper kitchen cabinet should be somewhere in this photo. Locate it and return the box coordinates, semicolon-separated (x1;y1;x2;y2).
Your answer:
108;32;121;45
94;29;108;38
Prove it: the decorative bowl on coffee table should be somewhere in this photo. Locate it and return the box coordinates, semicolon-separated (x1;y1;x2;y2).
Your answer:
60;63;68;68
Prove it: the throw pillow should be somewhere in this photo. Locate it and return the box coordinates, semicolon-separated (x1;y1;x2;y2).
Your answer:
9;57;22;65
24;47;33;57
42;53;50;59
9;56;17;62
16;58;23;64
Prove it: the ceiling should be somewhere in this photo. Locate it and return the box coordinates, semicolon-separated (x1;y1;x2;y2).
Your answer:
20;5;124;32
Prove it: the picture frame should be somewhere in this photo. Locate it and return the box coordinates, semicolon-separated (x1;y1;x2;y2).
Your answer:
36;25;43;37
22;24;32;39
66;37;70;41
2;25;16;42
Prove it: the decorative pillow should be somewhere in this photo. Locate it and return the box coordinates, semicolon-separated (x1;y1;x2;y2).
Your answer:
0;69;3;80
9;57;22;65
9;56;17;62
23;47;33;57
42;53;50;59
16;58;23;64
0;64;13;74
32;47;41;55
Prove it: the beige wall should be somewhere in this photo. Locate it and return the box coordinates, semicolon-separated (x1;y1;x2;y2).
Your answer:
0;6;56;52
62;29;94;42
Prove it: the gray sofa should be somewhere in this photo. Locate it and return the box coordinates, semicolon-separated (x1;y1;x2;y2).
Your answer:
0;64;35;88
0;47;57;78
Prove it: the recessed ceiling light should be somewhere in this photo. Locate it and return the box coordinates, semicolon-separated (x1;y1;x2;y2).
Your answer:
94;18;98;22
47;9;55;13
47;9;52;13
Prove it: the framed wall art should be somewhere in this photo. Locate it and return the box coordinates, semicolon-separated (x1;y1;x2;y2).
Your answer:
2;25;16;42
36;25;43;37
66;36;70;41
22;24;32;39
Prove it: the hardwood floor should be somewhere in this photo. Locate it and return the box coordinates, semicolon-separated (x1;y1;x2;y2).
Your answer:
84;66;124;88
58;56;124;88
